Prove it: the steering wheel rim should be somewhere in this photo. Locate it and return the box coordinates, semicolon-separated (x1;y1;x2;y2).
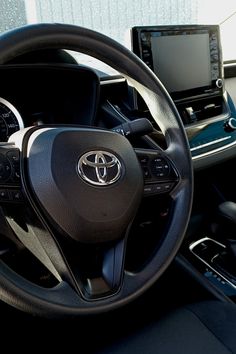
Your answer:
0;23;193;317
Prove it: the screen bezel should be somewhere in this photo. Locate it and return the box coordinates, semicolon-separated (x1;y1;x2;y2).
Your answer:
131;25;223;101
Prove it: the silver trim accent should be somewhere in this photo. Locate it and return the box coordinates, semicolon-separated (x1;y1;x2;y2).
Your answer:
224;63;236;68
100;78;126;85
192;138;236;160
189;237;226;251
226;117;236;130
190;237;236;289
216;78;223;88
190;136;231;152
0;97;24;140
78;150;122;186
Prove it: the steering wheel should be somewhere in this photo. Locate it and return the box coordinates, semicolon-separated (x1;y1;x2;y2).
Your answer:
0;24;193;317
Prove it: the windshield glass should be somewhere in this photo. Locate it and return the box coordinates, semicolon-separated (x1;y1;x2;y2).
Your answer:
1;0;236;74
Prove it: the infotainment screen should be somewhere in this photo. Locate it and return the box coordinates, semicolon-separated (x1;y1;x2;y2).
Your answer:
131;25;223;101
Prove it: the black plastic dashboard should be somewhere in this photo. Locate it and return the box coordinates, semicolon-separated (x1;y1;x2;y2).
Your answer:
99;75;236;171
0;40;236;173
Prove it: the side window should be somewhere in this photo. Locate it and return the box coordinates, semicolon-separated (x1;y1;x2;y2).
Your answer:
220;13;236;62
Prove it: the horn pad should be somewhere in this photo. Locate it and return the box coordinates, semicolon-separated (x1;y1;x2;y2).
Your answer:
25;127;143;243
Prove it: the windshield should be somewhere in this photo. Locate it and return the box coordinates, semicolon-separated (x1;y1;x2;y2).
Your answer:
1;0;236;74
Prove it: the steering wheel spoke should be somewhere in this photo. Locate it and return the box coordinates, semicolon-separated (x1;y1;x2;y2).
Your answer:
5;204;82;289
5;201;127;301
67;237;126;300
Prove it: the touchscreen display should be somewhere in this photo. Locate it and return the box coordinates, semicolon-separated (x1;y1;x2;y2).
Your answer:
131;26;222;100
151;33;211;93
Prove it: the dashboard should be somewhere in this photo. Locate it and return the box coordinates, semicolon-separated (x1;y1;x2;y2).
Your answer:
130;24;236;168
1;25;236;173
0;64;99;141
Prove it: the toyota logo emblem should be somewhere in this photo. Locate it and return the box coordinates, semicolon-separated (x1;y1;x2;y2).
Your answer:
78;151;122;186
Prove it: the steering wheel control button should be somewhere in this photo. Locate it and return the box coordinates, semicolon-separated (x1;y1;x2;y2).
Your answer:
6;150;21;182
136;150;178;187
0;189;10;201
150;157;170;178
144;185;154;195
142;167;151;179
0;188;23;203
0;148;21;186
138;155;149;165
0;154;12;182
12;168;21;182
144;182;175;196
11;190;23;202
78;150;122;186
155;185;163;193
7;150;20;162
162;182;174;192
0;149;23;202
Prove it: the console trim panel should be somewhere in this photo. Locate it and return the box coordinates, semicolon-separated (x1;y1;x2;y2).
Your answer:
190;237;236;290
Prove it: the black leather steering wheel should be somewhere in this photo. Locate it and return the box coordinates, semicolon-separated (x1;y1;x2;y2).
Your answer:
0;24;193;317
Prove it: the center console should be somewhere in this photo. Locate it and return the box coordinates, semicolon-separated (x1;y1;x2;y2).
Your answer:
130;25;236;302
131;25;236;161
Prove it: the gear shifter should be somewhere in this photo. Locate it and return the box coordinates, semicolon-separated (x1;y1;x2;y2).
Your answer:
190;201;236;289
209;201;236;284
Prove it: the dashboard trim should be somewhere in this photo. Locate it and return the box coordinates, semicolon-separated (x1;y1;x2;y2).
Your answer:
100;78;126;85
192;138;236;161
190;136;231;152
